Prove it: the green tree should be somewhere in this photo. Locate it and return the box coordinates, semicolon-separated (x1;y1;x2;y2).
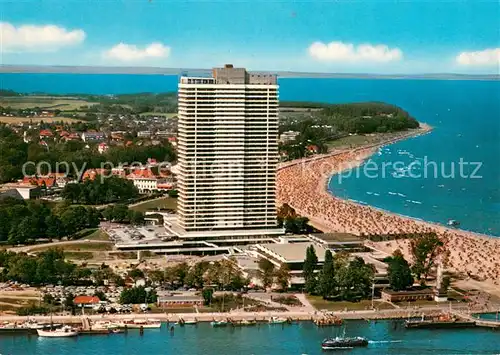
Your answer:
257;258;275;289
387;250;413;291
185;262;210;289
63;292;75;314
119;286;157;304
147;270;165;285
410;233;443;285
274;264;291;291
336;257;374;301
94;290;107;301
8;216;38;244
319;250;336;299
303;245;318;294
112;204;129;223
102;206;114;221
45;215;65;240
129;210;145;225
202;288;214;306
128;268;144;280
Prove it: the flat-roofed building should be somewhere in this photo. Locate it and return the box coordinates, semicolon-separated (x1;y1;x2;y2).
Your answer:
307;233;367;252
172;65;283;240
254;242;327;287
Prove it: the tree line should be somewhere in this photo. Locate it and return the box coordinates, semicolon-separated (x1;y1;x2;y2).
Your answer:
303;246;375;301
61;175;139;205
0;249;92;286
0;198;100;244
0;198;144;245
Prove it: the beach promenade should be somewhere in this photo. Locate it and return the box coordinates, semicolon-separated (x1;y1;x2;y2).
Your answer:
276;125;500;290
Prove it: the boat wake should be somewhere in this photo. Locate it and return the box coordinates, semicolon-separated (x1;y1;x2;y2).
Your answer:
368;340;403;344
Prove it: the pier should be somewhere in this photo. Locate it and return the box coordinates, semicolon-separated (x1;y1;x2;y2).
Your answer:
451;311;500;329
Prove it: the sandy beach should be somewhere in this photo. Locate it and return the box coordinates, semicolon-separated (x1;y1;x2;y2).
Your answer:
276;125;500;288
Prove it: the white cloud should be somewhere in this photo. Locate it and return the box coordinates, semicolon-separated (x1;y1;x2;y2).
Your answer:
456;48;500;66
0;22;85;52
308;41;403;63
103;42;170;62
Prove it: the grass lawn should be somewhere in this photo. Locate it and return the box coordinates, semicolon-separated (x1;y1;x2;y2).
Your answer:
84;229;111;241
32;241;113;253
64;251;95;260
307;296;396;311
130;197;177;213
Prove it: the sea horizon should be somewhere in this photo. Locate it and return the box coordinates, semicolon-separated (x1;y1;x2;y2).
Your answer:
0;65;499;81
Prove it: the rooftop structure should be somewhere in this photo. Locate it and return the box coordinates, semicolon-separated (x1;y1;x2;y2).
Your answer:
308;233;367;252
255;242;327;264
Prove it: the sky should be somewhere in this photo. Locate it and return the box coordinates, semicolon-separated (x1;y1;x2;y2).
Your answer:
0;0;499;74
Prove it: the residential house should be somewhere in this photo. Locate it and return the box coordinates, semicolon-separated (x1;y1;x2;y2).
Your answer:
98;142;109;154
137;131;152;138
39;129;54;140
81;131;106;142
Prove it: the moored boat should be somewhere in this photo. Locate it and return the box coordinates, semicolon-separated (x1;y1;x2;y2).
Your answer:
211;320;229;327
321;336;369;350
37;325;78;338
268;317;287;324
405;313;476;329
119;319;162;329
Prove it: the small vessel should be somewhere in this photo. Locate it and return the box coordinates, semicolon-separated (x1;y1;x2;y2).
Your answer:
91;321;120;331
120;319;162;329
37;325;78;338
314;316;343;327
321;336;369;350
210;320;229;327
231;319;257;327
268;317;287;324
183;319;198;325
0;322;33;334
405;314;476;329
447;219;460;227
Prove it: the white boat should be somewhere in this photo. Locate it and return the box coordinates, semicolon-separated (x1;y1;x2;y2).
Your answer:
120;319;161;329
210;320;228;327
268;317;287;324
91;321;119;330
37;325;78;337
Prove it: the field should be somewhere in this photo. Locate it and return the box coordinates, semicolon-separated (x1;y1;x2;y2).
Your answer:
0;96;97;110
0;116;80;123
139;112;177;118
307;296;396;311
0;290;41;313
130;197;177;213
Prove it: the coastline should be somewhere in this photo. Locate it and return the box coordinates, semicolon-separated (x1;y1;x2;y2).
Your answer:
276;124;500;286
0;307;471;323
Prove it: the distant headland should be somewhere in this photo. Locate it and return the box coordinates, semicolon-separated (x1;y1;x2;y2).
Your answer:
0;65;498;81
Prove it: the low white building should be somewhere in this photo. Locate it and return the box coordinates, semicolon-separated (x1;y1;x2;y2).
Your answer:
81;132;106;142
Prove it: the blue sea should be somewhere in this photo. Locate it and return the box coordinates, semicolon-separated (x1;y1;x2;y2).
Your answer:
1;73;499;236
2;321;500;355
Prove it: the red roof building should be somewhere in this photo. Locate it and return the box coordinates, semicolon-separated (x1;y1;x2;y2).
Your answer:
81;168;109;181
22;176;56;188
73;296;100;305
39;129;53;138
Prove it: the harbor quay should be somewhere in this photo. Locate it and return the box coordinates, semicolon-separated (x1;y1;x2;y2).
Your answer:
0;306;486;324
